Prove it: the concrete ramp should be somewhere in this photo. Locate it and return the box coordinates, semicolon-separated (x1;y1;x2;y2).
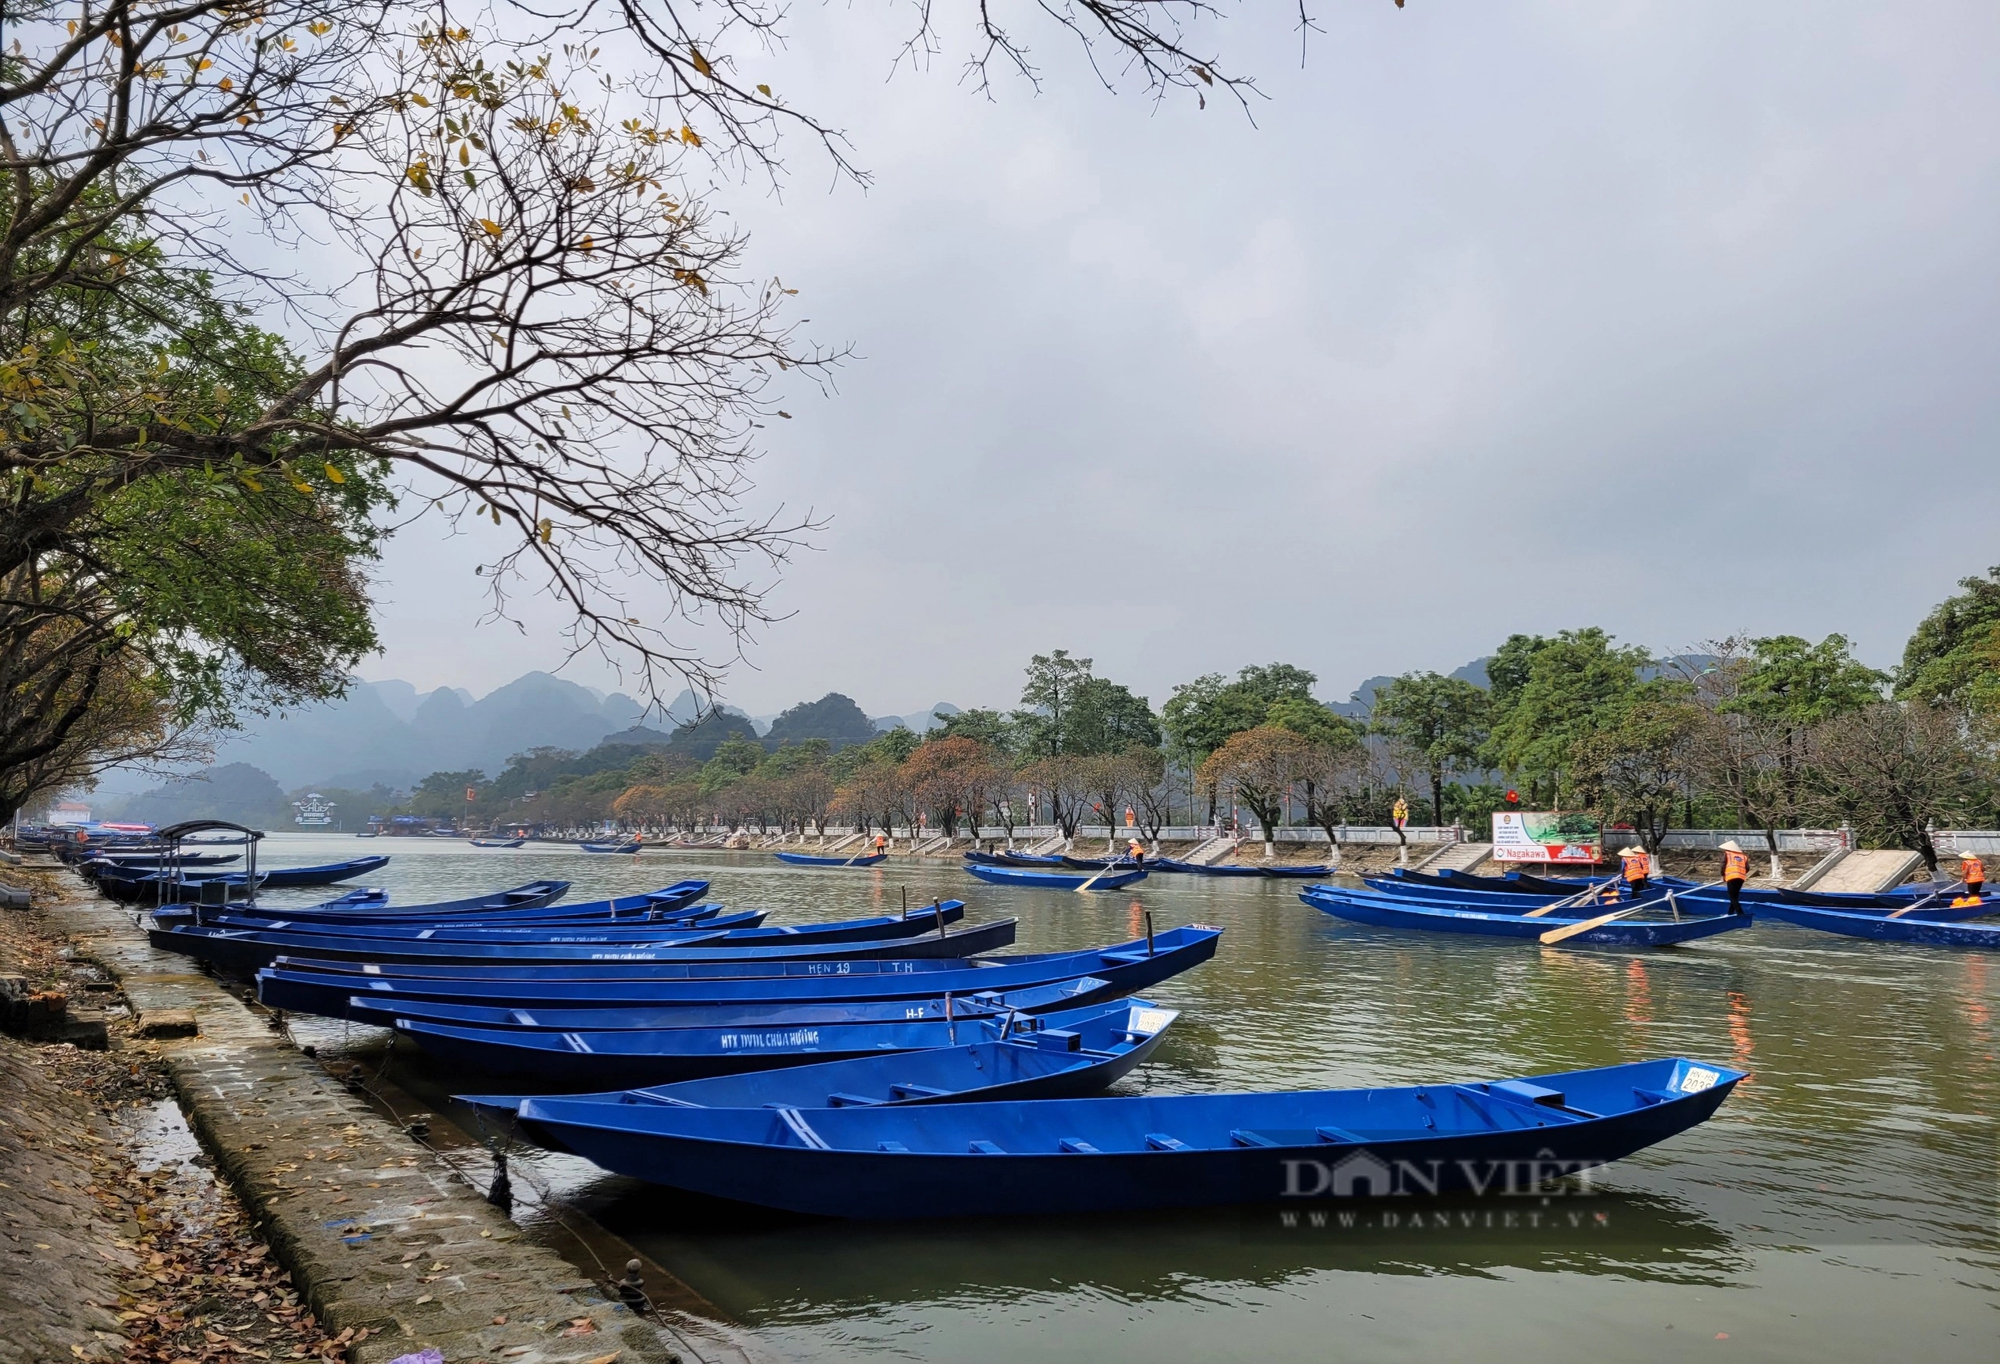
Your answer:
1184;836;1240;866
1809;848;1926;893
1414;842;1493;872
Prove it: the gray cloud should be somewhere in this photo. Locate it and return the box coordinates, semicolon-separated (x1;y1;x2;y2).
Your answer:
359;1;2000;714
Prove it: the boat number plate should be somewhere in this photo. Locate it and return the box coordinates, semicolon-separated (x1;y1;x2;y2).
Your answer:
1679;1066;1720;1093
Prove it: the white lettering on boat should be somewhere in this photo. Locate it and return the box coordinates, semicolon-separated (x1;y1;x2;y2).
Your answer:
718;1029;822;1050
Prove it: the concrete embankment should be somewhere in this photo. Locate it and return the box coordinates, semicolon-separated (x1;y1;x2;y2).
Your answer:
22;870;747;1364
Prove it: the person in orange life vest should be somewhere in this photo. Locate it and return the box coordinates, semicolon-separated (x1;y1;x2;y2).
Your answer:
874;833;887;856
1959;852;1984;902
1619;843;1651;899
1127;837;1145;869
1719;840;1750;916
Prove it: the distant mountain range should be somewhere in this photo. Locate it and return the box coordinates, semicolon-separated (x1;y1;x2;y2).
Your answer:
139;675;965;793
96;655;1501;801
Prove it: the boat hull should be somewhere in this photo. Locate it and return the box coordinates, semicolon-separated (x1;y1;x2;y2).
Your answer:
459;1000;1178;1128
775;852;889;867
518;1057;1742;1219
156;915;1014;976
1302;888;1751;947
256;925;1223;1020
1753;900;2000;947
965;864;1147;891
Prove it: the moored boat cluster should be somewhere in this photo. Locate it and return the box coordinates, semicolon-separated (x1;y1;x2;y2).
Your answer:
61;833;1773;1222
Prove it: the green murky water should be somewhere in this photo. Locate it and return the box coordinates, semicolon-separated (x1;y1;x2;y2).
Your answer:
260;834;1999;1362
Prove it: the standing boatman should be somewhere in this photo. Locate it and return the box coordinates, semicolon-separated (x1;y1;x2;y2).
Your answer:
1959;848;1985;902
1619;842;1652;899
1127;837;1146;869
1719;839;1750;915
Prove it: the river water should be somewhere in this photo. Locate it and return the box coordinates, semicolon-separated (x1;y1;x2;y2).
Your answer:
259;833;1998;1362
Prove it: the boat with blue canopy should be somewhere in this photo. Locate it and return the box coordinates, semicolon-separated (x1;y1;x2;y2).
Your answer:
775;851;889;867
1301;886;1750;947
456;999;1179;1119
255;925;1223;1019
965;864;1147;891
512;1055;1744;1220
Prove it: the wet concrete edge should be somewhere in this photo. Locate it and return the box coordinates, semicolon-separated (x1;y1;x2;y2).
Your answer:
38;880;720;1364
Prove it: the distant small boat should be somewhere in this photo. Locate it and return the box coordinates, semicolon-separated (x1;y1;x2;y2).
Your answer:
1150;858;1267;877
256;855;390;888
471;837;528;849
775;851;888;868
965;863;1148;891
580;840;643;854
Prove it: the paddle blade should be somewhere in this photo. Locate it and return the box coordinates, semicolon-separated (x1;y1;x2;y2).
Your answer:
1539;905;1638;944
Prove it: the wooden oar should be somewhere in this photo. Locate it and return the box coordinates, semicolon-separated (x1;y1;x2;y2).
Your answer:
1523;877;1622;918
1540;880;1724;945
1887;885;1952;919
1075;857;1130;892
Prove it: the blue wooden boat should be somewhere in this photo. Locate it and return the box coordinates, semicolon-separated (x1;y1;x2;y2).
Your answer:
963;850;1068;867
456;999;1179;1120
1750;900;2000;947
96;870;267;905
176;895;724;936
1059;855;1139;871
580;840;643;854
1301;887;1750;947
255;925;1223;1019
1360;876;1984;920
184;902;948;946
1145;858;1261;877
471;837;528;848
512;1055;1744;1220
965;864;1147;891
345;976;1117;1033
417;998;1170;1088
1258;865;1333;879
78;852;240;873
1358;877;1628;913
775;851;889;867
255;855;391;888
186;906;765;941
147;878;603;927
154;916;1016;976
1773;882;1972;910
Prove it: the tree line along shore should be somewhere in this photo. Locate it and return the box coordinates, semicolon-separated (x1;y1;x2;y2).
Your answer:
317;567;2000;879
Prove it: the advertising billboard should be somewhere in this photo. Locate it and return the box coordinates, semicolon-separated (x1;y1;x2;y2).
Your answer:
1491;811;1604;864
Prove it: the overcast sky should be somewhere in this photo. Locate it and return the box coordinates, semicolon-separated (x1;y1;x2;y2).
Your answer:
356;1;2000;717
